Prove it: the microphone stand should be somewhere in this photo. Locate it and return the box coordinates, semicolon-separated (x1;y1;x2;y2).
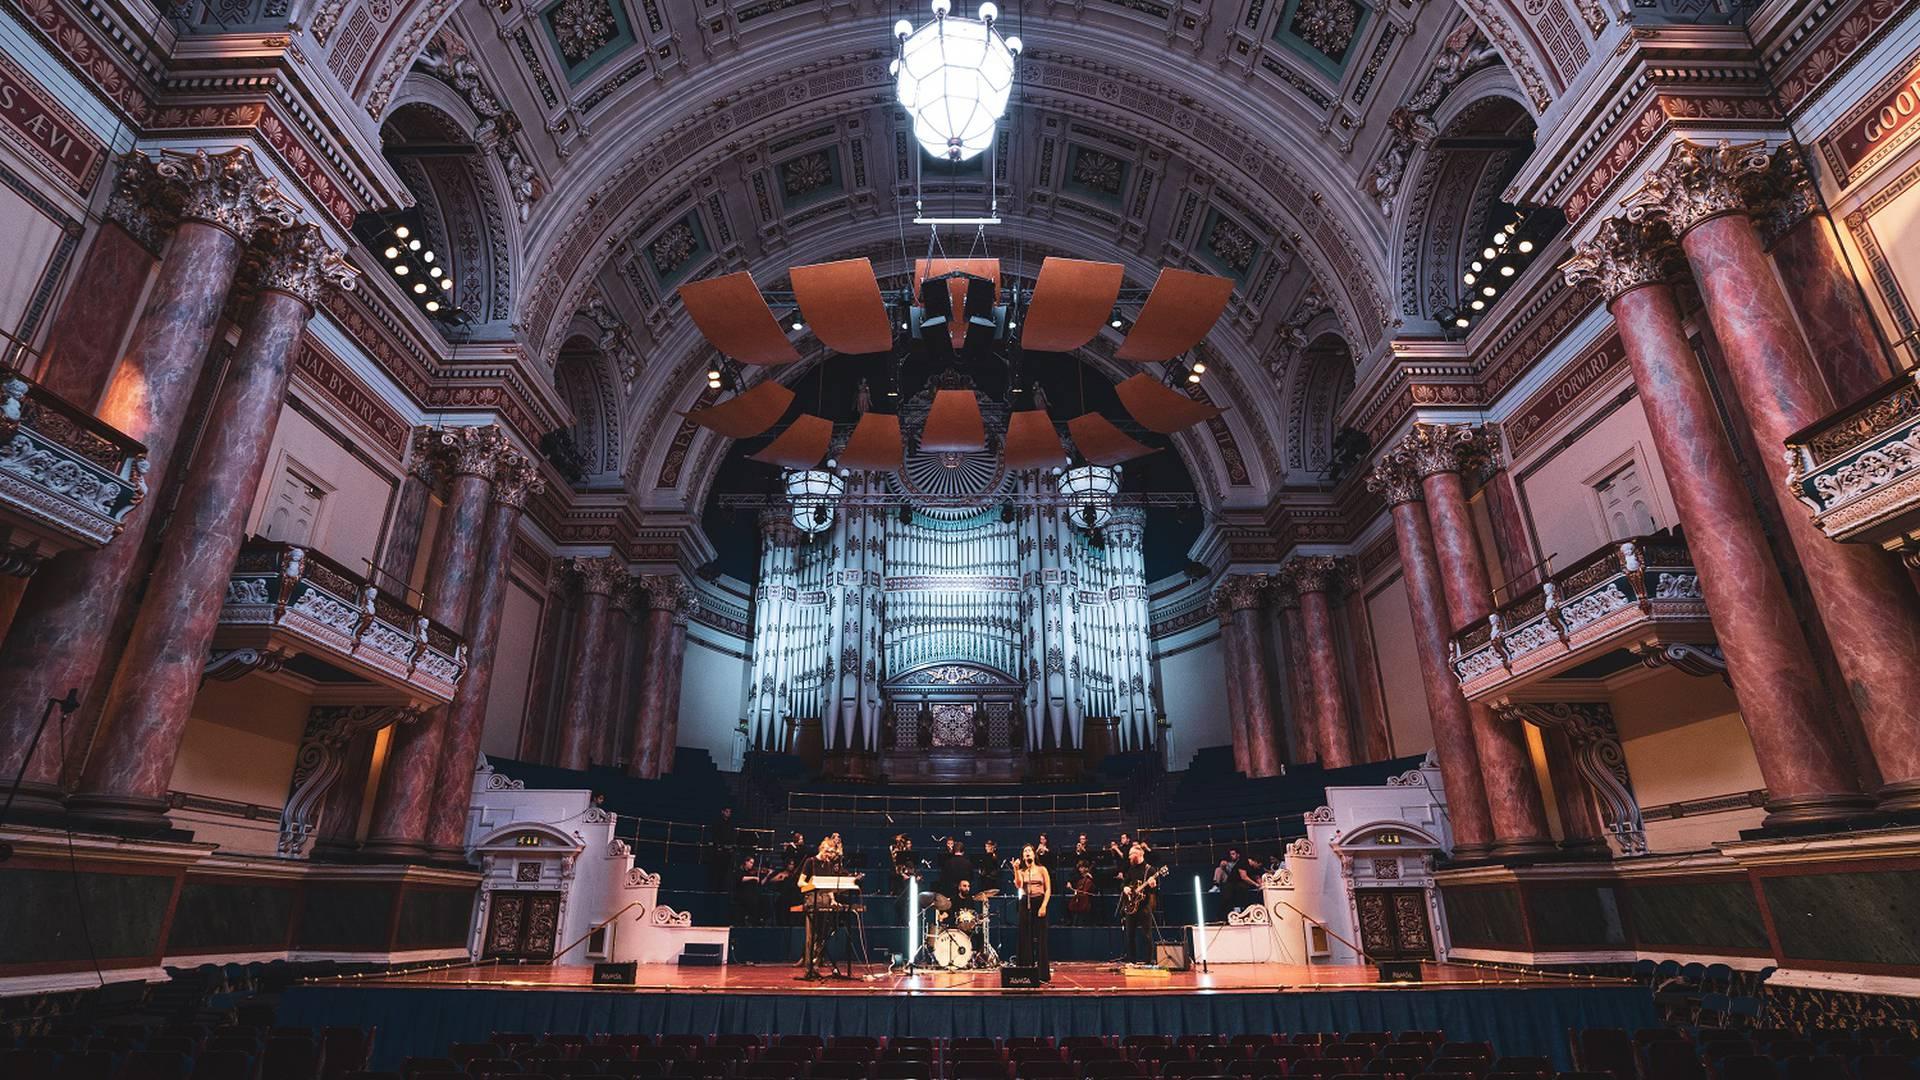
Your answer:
0;689;82;863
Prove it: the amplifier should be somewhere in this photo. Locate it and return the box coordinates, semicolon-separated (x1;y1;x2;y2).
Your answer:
1155;943;1191;971
1000;965;1045;988
1376;960;1423;983
592;961;638;985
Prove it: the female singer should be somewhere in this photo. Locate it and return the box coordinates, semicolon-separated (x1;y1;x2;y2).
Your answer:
1013;844;1052;982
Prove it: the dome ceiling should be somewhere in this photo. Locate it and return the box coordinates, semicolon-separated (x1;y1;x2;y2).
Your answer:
377;0;1527;513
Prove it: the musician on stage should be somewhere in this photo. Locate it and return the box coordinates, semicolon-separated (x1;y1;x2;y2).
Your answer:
797;838;844;979
1066;860;1096;926
1013;844;1051;983
1118;844;1161;965
974;838;1004;892
890;833;918;922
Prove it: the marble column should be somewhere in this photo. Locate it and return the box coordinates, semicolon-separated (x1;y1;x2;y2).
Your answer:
1281;555;1356;769
1272;585;1318;766
363;425;512;858
1753;149;1897;403
70;225;356;829
1215;604;1253;775
34;217;159;408
554;555;627;771
1626;139;1920;810
518;565;577;762
590;592;633;767
1563;216;1869;824
632;575;698;779
377;427;441;596
1366;459;1494;857
1215;575;1281;778
425;451;543;854
0;148;297;813
1340;577;1394;762
1398;423;1555;857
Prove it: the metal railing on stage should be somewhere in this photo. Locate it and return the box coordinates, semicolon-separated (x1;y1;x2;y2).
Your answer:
1135;816;1310;865
782;789;1124;827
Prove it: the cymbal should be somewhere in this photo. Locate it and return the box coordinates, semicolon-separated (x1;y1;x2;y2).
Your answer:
924;893;952;912
972;889;1000;898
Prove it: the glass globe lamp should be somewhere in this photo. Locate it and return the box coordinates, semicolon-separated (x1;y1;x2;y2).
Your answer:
894;2;1020;161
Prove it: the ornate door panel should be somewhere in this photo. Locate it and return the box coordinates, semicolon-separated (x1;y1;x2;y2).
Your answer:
930;703;974;746
1354;888;1434;960
483;891;562;961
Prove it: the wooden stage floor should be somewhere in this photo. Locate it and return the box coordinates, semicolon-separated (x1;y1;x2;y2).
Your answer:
346;961;1621;996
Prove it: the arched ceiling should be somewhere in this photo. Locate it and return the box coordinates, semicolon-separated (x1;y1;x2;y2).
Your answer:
336;0;1549;515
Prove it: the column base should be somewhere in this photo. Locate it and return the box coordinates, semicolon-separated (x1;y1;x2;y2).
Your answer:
62;792;192;840
1447;843;1495;864
0;780;72;825
1762;791;1879;828
1487;837;1563;863
1874;778;1920;816
355;837;440;864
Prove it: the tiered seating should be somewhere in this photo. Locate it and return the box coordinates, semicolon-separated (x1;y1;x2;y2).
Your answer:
0;1022;372;1080
1569;1026;1920;1079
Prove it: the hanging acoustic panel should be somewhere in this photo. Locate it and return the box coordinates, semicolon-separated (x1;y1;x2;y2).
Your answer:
1003;409;1069;470
1113;373;1224;434
1020;257;1125;353
840;412;904;471
678;272;801;365
1114;268;1235;362
683;380;796;438
790;258;893;355
1068;412;1157;466
920;389;987;453
749;414;833;468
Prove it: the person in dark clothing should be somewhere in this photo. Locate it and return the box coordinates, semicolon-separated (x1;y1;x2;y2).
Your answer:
940;840;973;900
973;839;1003;893
733;854;768;925
1118;845;1161;964
1013;844;1051;982
797;839;845;978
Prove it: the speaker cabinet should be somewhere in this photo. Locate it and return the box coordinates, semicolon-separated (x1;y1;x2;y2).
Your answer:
1156;943;1191;971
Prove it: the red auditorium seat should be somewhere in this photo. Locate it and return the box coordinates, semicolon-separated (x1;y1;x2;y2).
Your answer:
603;1063;670;1078
341;1072;402;1080
1569;1027;1637;1077
1253;1046;1312;1064
1642;1041;1707;1080
1856;1057;1920;1080
188;1049;257;1080
451;1044;503;1065
492;1035;538;1050
513;1046;564;1062
117;1050;191;1080
813;1061;869;1080
2;1047;60;1080
1491;1056;1553;1077
1292;1061;1361;1079
1712;1055;1780;1080
608;1036;656;1052
1013;1060;1073;1080
468;1061;524;1075
661;1036;710;1053
779;1037;826;1051
873;1061;935;1080
740;1060;801;1080
400;1057;460;1078
823;1047;879;1064
951;1062;1010;1080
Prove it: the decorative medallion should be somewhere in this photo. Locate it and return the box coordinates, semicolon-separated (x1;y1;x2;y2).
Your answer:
548;0;618;64
1203;211;1259;276
1287;0;1363;62
778;149;837;202
1067;146;1126;199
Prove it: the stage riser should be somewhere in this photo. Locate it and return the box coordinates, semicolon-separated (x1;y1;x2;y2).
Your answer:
726;927;1145;964
278;985;1654;1071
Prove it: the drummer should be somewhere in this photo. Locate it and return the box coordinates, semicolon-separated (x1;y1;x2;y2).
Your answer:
946;877;985;934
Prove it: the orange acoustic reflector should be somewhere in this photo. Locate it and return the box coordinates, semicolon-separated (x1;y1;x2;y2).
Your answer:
1003;410;1068;470
916;258;1000;350
921;389;987;453
1021;258;1125;353
1068;412;1157;466
791;258;893;354
839;412;904;471
678;272;800;365
1114;268;1236;362
1114;373;1224;434
683;380;796;439
750;414;833;469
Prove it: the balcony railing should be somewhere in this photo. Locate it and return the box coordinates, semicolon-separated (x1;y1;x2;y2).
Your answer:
213;538;466;701
0;370;147;573
1450;532;1713;700
1785;370;1920;559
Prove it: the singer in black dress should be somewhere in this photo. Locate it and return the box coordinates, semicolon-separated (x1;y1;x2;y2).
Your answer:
1013;844;1052;982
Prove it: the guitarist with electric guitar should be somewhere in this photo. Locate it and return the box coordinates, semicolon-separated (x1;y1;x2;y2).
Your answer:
1116;845;1168;965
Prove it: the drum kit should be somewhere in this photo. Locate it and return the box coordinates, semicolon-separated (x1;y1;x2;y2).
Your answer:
918;889;1000;970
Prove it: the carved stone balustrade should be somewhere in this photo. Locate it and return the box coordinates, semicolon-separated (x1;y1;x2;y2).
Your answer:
212;538;467;702
1449;533;1716;700
1785;371;1920;565
0;370;148;575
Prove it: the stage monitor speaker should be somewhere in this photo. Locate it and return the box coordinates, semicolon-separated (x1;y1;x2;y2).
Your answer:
1376;960;1422;983
1156;943;1191;971
592;961;638;985
1000;965;1044;988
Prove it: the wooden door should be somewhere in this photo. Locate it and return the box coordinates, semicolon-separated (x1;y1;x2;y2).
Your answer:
483;890;562;961
1354;888;1435;960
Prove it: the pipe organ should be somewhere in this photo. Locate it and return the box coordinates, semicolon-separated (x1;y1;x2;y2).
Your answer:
744;479;1157;771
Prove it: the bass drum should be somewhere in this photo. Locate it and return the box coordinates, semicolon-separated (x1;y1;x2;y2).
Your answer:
931;928;973;969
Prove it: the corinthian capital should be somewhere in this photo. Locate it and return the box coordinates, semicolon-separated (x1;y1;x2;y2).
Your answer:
407;426;443;485
1398;421;1495;478
573;554;629;597
1213;573;1266;614
1751;144;1819;249
152;147;301;238
249;224;359;307
490;449;546;509
1622;139;1773;238
105;152;172;254
1280;555;1347;595
642;574;700;625
1562;218;1681;303
428;424;512;478
1365;454;1423;506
